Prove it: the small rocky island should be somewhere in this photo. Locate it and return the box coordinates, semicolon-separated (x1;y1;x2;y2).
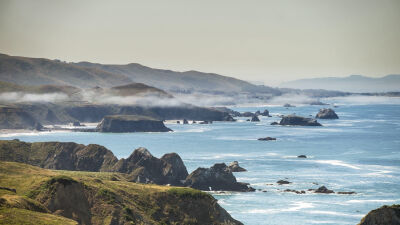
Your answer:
97;115;172;132
316;108;339;119
279;115;322;126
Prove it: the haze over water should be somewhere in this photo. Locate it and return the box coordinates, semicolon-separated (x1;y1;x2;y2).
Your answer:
2;97;400;225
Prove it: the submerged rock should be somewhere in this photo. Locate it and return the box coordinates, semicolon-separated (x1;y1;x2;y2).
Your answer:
358;204;400;225
97;115;172;133
228;161;247;172
316;108;339;119
183;119;189;124
184;163;254;192
270;122;279;125
277;180;291;185
279;115;322;126
258;137;276;141
297;155;307;158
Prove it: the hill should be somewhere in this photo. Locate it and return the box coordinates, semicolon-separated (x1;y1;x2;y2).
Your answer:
280;74;400;92
0;161;242;225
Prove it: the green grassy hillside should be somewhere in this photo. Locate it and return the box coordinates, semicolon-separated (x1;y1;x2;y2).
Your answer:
0;161;242;225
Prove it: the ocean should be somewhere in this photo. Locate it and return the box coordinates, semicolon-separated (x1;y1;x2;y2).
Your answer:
2;96;400;225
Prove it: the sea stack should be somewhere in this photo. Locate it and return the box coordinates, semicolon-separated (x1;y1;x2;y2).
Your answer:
279;115;322;126
97;115;172;132
316;108;339;119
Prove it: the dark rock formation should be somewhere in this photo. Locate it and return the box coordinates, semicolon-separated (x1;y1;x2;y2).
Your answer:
337;191;356;195
71;121;82;126
284;189;305;194
192;120;196;124
34;122;43;131
241;112;255;117
184;163;254;192
112;148;188;186
277;180;291;185
176;121;180;124
358;204;400;225
255;110;261;116
199;121;212;124
297;155;307;158
228;161;247;172
279;115;322;126
251;115;260;122
97;115;172;133
223;115;236;122
212;107;242;117
314;186;334;194
283;103;295;107
161;153;189;185
270;122;279;125
261;109;270;116
183;119;188;124
316;108;339;119
258;137;276;141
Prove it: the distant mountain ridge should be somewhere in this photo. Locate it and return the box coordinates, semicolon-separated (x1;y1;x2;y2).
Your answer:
0;53;279;94
280;74;400;92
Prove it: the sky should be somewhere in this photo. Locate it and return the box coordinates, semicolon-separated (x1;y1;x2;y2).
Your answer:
0;0;399;86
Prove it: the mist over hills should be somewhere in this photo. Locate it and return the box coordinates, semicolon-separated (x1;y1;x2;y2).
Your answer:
0;53;350;106
280;74;400;93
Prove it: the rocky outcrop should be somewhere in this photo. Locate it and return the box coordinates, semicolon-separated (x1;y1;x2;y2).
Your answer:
258;137;276;141
279;115;322;126
277;180;291;185
314;186;334;194
0;140;118;172
358;205;400;225
261;109;270;116
223;114;236;121
297;155;307;158
316;108;339;119
111;148;188;186
97;115;172;133
270;122;279;125
183;119;189;124
251;115;260;122
228;161;247;172
241;112;255;117
184;163;254;192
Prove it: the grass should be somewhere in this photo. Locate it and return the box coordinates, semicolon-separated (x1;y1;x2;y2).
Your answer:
0;208;78;225
0;161;225;225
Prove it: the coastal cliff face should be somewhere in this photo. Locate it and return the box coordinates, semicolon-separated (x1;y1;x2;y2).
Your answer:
358;205;400;225
0;161;243;225
0;102;230;129
97;115;172;133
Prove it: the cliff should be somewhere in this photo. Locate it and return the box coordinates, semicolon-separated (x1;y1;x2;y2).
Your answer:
0;161;242;225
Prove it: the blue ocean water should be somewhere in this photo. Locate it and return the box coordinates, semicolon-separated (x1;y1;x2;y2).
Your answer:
2;98;400;225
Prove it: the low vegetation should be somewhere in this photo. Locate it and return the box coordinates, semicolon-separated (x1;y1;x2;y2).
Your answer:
0;161;241;225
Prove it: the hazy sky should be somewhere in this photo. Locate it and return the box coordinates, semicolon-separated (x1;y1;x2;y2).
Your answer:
0;0;399;85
